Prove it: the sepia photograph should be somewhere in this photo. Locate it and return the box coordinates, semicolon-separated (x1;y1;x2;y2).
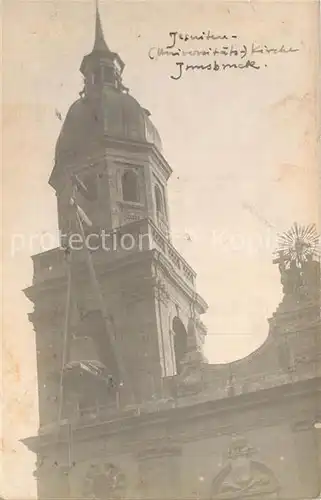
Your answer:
2;0;321;498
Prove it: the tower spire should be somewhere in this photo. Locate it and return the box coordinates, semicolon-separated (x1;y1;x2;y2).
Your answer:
80;0;125;86
93;0;109;52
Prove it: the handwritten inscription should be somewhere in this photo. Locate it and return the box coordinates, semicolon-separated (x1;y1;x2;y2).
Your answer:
148;31;300;80
166;31;236;48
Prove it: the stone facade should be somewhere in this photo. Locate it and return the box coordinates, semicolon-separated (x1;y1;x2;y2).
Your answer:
22;5;321;499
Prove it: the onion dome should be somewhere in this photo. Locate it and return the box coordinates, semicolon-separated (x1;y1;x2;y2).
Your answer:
51;2;162;186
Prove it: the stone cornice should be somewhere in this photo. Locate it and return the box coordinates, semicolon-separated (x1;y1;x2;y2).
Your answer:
24;249;207;315
22;376;321;454
152;250;207;313
50;137;173;189
103;137;173;180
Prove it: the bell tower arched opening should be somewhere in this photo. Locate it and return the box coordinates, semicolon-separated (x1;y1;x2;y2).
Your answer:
172;317;188;375
122;170;139;203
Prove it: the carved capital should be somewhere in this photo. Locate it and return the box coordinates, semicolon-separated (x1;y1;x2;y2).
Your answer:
154;278;170;305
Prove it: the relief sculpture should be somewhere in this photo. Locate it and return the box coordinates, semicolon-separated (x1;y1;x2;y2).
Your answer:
211;436;279;499
83;462;126;499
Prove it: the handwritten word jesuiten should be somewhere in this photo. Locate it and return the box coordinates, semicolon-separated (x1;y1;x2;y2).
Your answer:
166;31;238;48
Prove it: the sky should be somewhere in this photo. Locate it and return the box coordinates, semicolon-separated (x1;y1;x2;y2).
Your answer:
2;0;319;497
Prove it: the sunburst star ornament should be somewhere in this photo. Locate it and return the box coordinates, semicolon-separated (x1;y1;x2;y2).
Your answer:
276;223;320;267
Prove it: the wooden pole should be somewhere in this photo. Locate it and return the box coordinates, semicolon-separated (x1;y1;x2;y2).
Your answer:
74;208;133;404
57;249;73;427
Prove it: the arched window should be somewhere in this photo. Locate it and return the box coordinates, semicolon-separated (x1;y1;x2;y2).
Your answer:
155;184;164;214
102;65;114;84
122;170;139;202
172;317;188;375
92;69;100;85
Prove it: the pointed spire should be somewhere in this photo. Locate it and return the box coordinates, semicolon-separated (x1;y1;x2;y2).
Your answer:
80;0;125;82
93;0;110;52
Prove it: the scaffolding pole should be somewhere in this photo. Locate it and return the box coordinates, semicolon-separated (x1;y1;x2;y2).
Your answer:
73;207;134;404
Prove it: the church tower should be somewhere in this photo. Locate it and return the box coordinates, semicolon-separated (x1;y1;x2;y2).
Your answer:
24;2;207;458
50;6;169;239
